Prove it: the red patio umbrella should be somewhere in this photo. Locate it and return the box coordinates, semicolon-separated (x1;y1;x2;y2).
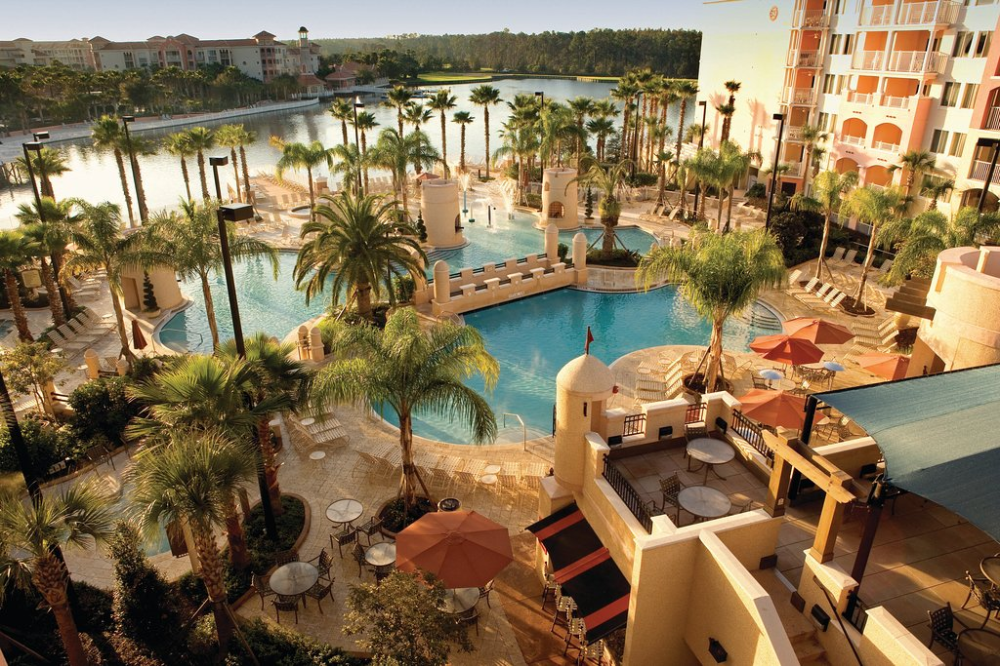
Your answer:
783;317;855;345
738;389;807;429
131;319;148;350
855;352;910;381
749;334;824;366
416;172;441;182
396;510;513;589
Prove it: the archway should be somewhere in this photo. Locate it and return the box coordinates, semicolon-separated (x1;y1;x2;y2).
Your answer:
864;165;891;188
549;201;564;219
962;189;999;213
841;118;868;146
872;123;903;153
835;157;859;176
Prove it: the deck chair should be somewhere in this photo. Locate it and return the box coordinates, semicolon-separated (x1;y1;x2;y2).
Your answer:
814;283;833;300
878;258;894;274
786;269;802;288
828;292;848;309
841;249;859;266
829;247;846;263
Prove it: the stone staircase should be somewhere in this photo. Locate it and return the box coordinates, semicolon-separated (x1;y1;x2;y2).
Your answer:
885;276;935;320
753;570;833;665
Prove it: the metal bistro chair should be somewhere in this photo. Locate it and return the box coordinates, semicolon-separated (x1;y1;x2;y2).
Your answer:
542;572;561;610
250;572;276;610
374;563;393;584
352;542;373;578
271;594;300;624
273;550;298;566
926;602;967;657
659;473;684;522
551;593;577;635
303;580;334;613
564;617;587;659
961;571;1000;627
357;516;383;546
309;548;334;582
456;606;480;636
479;579;495;608
331;526;358;558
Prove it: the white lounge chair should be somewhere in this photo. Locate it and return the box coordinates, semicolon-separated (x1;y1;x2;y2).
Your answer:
814;283;833;300
878;259;894;274
829;247;846;263
786;269;802;287
841;249;859;266
828;292;848;309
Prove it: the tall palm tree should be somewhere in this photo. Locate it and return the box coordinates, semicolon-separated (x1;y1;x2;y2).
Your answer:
611;79;640;162
922;178;954;210
673;80;699;163
383;85;413;139
233;126;258;204
493;120;540;206
370;129;439;219
567;96;595;166
17;147;69;201
15;197;77;318
889;149;937;200
294;192;426;320
274;139;332;219
313;308;498;509
586;117;615;162
214;124;244;202
125;134;156;224
0;479;116;666
452;111;474;173
21;224;66;327
92;116;136;226
148;200;277;348
573;157;632;259
469;85;502;178
718;141;754;233
0;231;38;341
127;432;256;651
164;131;195;201
184;126;215;200
218;333;310;512
428;90;457;175
62;200;164;361
637;229;785;392
845;185;907;307
352;111;378;192
328;143;364;195
790;170;858;280
329;99;354;146
799;124;828;194
403;103;434;177
720;80;742;143
716;103;736;144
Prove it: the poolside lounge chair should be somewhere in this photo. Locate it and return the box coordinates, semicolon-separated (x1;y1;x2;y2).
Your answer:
828;292;848;310
877;258;894;274
829;247;846;264
47;328;88;352
786;269;802;289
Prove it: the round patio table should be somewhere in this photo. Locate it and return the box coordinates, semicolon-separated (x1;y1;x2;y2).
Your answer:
958;629;1000;666
326;498;363;526
440;587;479;614
300;417;316;427
365;542;396;567
483;463;502;475
686;438;735;483
678;486;732;522
981;556;1000;588
269;562;319;596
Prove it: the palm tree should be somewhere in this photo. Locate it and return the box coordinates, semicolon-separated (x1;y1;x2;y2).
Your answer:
799;124;828;194
328;143;365;195
149;200;277;348
716;103;736;144
573;157;632;259
21;224;66;327
352;111;378;193
673;80;699;164
370;129;439;219
92;116;136;226
469;85;502;178
494;120;540;206
275;140;331;219
0;479;116;666
720;80;742;143
0;231;38;341
586;117;615;163
889;149;937;201
718;141;754;233
313;308;498;509
452;111;474;173
880;207;1000;285
922;178;954;210
15;197;77;318
294;192;426;320
127;432;255;651
233;126;258;204
383;85;413;139
17;147;69;200
611;79;640;162
125;134;156;224
567;96;595;166
790;170;858;281
184;126;215;200
214;124;244;202
329;99;354;146
164;131;195;201
637;229;785;392
403;103;434;177
844;185;907;307
218;333;310;512
62;200;164;361
428;90;457;175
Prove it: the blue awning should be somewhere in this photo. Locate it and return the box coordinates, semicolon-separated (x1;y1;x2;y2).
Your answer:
817;364;1000;544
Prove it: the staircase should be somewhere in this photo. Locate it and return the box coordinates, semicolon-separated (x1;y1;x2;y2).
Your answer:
885;276;935;321
752;570;833;665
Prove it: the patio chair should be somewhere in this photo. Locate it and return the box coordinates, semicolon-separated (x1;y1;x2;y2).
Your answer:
829;247;846;264
660;473;684;522
564;617;587;658
331;526;358;558
752;375;770;390
271;594;300;624
309;548;334;581
357;516;383;545
579;637;607;665
273;550;298;566
542;572;561;610
456;607;480;636
303;580;334;612
729;499;759;515
842;248;859;266
551;593;577;634
351;542;372;578
479;579;495;608
250;572;276;610
926;602;966;655
961;571;1000;626
85;443;115;470
786;269;802;289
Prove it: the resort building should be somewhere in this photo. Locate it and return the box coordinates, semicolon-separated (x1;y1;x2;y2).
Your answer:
0;37;98;69
697;0;1000;214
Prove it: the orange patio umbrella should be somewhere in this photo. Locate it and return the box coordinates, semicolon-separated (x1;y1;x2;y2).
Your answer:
783;317;855;345
396;510;513;589
749;334;824;366
855;352;910;381
738;389;807;429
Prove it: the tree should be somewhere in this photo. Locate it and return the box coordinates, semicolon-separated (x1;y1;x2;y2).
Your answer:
123;134;156;224
889;149;936;201
383;85;413;139
126;432;255;651
17;147;69;200
844;185;907;308
92;116;137;227
370;128;439;219
294;192;426;320
214;124;245;202
164;131;195;201
313;308;497;508
452;110;474;173
233;126;258;205
403;103;434;177
922;178;954;210
148;200;277;348
184;126;215;200
0;230;39;341
352;110;379;193
493;120;540;206
469;85;502;178
328;143;365;196
218;333;310;512
673;80;698;164
720;80;741;143
428;90;457;176
611;79;639;162
141;272;158;311
329;98;354;146
789;170;858;281
14;198;77;315
637;229;785;392
799;124;828;194
19;218;67;328
0;341;66;416
274;139;332;219
586;117;615;163
345;570;473;666
0;479;116;666
573;157;632;259
567;96;595;165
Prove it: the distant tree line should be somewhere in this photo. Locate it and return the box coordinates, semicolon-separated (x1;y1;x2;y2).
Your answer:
315;28;702;78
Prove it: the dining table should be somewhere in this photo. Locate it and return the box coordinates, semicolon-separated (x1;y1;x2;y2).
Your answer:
981;556;1000;588
365;542;397;567
678;486;732;522
686;438;736;483
958;628;1000;665
269;561;319;596
326;498;364;526
440;587;480;614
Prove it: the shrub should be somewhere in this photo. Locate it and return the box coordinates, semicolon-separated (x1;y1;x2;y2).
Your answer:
587;248;641;268
224;618;367;666
745;182;767;200
142;273;158;312
0;416;80;476
69;377;139;450
629;172;658;187
557;243;569;262
415;213;428;242
73;581;114;634
393;274;416;303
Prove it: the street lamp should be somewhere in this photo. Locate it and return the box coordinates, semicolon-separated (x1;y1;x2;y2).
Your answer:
977;137;1000;215
765;113;786;231
534;91;544;109
22;136;72;317
120;115;144;224
209;155;229;202
215;200;279;541
352;97;364;195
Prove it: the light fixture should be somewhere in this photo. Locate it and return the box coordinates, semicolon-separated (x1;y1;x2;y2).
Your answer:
209;155;229;167
121;114;135;123
708;638;728;663
219;203;254;222
32;131;49;141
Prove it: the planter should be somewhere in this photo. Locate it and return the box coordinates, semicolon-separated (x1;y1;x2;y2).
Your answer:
142;308;161;319
376;496;436;538
681;372;733;396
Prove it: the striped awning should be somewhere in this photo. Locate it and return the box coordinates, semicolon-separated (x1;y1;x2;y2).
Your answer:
526;503;630;641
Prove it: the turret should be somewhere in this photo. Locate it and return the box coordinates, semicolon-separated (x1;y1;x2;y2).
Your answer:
554;354;614;491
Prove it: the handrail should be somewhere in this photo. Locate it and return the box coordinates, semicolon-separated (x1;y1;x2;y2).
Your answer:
602;455;653;533
813;576;865;666
731;410;775;464
623;413;646;437
502;412;527;452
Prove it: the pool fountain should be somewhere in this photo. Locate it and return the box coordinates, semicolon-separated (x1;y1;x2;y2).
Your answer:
489;178;518;220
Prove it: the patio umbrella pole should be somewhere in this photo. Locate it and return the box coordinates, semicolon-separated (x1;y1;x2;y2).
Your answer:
800;395;818;444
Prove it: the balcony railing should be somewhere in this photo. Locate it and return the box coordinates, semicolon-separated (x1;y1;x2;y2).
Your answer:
844;90;919;111
731;411;775;466
793;9;830;28
623;413;646;437
860;0;959;27
787;49;822;68
881;95;911;109
785;126;804;141
985;107;1000;131
872;140;901;153
602;455;653;533
841;134;867;147
846;91;875;105
853;50;943;74
784;87;819;105
970;160;1000;185
860;3;895;26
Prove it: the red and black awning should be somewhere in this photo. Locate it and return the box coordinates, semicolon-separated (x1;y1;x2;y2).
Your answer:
526;503;630;642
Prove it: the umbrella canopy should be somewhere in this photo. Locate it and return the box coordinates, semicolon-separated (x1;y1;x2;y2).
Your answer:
416;172;441;182
784;317;855;345
759;369;784;381
738;389;807;429
855;352;910;381
749;334;824;366
131;319;148;350
396;510;513;588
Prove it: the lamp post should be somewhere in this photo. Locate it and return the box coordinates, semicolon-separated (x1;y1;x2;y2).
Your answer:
977;138;1000;215
210;155;229;202
694;100;707;219
534;91;544;109
22;135;71;317
765;113;786;231
352;97;364;195
120;115;144;225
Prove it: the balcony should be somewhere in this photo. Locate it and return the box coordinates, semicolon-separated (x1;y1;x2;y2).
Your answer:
872;140;901;153
846;91;875;105
783;87;819;105
985;107;1000;131
785;125;805;141
844;91;919;112
970;160;1000;185
841;134;867;147
793;8;830;28
852;50;944;74
859;0;959;27
787;49;822;68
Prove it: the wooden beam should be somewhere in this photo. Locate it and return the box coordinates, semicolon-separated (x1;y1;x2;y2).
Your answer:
763;431;857;504
810;471;853;563
766;452;793;518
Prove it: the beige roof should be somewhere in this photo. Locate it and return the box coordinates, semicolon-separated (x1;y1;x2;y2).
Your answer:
556;354;614;396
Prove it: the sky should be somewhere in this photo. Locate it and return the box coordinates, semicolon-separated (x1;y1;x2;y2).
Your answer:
4;0;708;41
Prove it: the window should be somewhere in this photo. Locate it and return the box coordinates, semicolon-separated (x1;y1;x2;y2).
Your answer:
818;112;830;132
975;32;992;58
829;34;842;55
949;132;967;157
953;32;974;58
930;130;950;153
843;34;854;55
941;82;960;107
836;76;846;94
823;74;836;94
962;84;979;109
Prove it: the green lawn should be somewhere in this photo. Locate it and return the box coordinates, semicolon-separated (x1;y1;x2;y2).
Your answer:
415;72;496;84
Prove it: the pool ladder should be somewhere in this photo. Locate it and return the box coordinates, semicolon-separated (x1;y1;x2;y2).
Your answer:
502;413;527;452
